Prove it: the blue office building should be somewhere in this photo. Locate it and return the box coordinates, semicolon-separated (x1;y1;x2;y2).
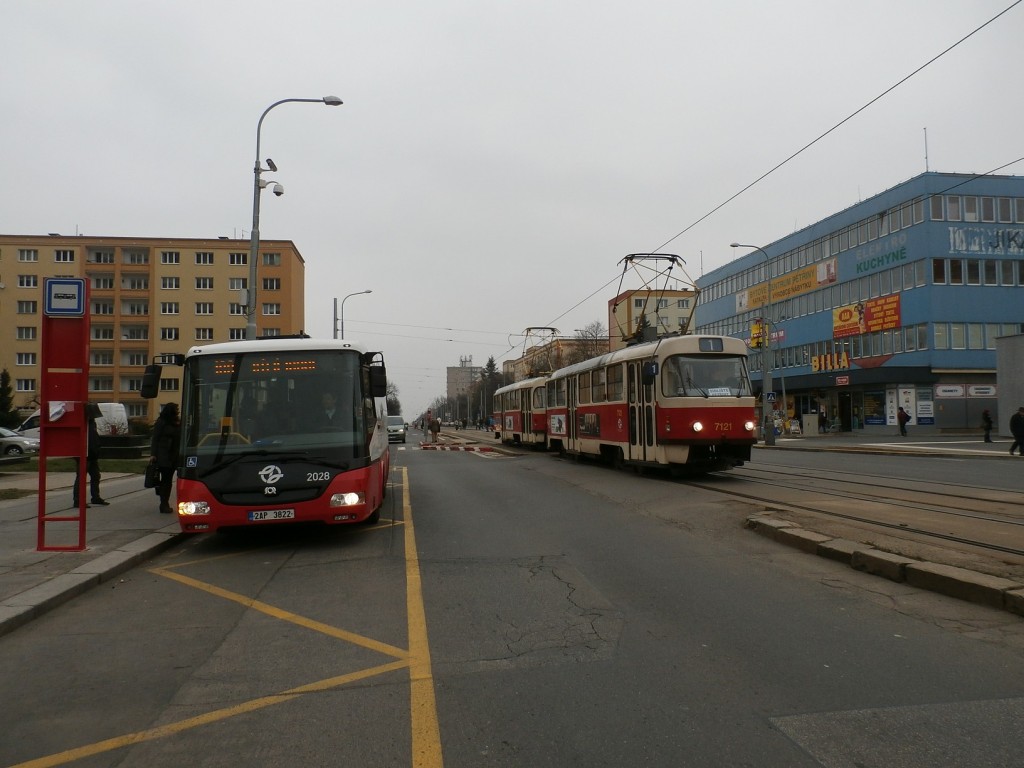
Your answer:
694;172;1024;433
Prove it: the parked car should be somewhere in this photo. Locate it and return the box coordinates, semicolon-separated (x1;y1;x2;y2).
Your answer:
0;427;41;456
17;402;128;439
387;415;407;443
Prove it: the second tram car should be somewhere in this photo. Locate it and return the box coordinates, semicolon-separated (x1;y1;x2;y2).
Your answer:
492;376;548;447
546;335;756;472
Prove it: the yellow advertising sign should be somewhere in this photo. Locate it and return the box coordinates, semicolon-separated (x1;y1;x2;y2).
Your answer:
738;259;837;311
832;294;901;338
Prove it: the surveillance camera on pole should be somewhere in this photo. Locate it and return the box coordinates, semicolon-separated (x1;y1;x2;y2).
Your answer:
265;158;277;172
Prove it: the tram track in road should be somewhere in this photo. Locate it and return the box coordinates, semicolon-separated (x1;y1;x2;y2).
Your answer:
684;465;1024;562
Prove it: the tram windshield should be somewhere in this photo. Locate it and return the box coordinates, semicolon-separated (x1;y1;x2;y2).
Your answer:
661;354;752;398
181;349;374;464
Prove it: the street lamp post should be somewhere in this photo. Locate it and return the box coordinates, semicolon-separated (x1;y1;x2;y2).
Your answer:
731;242;776;446
335;289;372;339
246;95;343;340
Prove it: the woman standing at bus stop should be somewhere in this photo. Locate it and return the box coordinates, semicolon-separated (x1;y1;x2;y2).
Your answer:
150;402;181;514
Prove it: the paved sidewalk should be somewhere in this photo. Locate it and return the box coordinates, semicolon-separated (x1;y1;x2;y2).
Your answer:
1;430;1021;638
0;469;184;637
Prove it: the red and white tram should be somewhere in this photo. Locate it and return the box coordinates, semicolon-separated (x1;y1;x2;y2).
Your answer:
545;335;756;472
492;376;548;447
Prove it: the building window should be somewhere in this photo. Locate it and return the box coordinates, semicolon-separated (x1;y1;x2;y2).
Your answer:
160;379;180;392
122;326;149;340
981;197;995;222
90;250;115;264
930;196;944;220
161;302;180;315
948;259;963;285
161;251;181;265
54;249;75;263
229;277;246;291
968;323;985;349
229;303;246;315
949;322;966;349
92;327;115;340
90;378;114;393
16;379;36;392
18;249;38;262
124;301;149;316
195;252;214;265
18;274;38;288
161;327;180;341
16;352;37;365
262;303;281;315
965;259;980;285
229;328;246;340
963;196;978;222
122;378;144;393
90;351;114;366
946;196;961;221
93;301;114;315
262;328;281;337
162;276;180;289
196;327;214;340
262;252;281;266
93;276;115;290
195;302;214;315
124;250;149;265
195;277;214;290
16;327;37;340
123;276;149;290
262;277;281;290
127;353;148;366
634;298;645;308
229;252;247;266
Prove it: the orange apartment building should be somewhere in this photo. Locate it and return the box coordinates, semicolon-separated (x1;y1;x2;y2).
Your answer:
0;234;305;423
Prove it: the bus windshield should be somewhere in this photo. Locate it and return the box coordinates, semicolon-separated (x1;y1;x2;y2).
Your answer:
181;348;373;463
661;354;752;398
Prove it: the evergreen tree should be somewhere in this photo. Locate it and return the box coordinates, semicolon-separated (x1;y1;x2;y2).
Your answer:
0;369;18;429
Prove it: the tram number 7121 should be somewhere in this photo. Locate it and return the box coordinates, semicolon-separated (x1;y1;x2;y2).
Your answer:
714;422;734;432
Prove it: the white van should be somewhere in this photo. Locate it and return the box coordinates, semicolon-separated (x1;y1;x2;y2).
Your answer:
17;402;129;439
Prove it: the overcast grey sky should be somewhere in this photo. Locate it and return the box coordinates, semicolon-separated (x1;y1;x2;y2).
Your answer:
4;1;1021;415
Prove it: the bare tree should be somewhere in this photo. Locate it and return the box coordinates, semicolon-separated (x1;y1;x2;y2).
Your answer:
564;321;609;366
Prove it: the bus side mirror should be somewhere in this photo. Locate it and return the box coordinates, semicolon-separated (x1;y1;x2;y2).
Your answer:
369;366;387;398
641;361;658;385
140;364;162;399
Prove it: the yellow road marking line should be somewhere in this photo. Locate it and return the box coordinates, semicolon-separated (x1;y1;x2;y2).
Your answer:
10;660;409;768
13;473;440;768
403;465;445;767
151;567;409;660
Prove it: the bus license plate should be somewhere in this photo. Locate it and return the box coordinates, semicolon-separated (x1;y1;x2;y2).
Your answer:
248;509;295;522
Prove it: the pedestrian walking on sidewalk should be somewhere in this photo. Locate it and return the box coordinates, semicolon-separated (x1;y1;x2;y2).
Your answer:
1010;406;1024;456
981;409;994;443
897;406;910;437
150;402;181;514
73;403;109;507
429;416;440;443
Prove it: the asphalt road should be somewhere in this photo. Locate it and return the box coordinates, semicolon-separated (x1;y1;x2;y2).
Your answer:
2;446;1024;767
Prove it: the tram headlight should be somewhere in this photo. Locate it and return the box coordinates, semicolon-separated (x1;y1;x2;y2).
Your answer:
691;421;704;433
179;500;210;516
743;420;756;432
330;491;365;507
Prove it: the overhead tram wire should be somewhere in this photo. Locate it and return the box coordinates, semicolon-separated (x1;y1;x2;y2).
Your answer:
649;0;1023;254
533;1;1023;337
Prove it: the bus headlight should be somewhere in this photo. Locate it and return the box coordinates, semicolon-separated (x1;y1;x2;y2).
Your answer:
743;420;756;432
331;491;365;507
179;500;210;516
691;421;704;432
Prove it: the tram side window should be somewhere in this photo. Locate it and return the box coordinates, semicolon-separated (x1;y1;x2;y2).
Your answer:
533;386;545;408
578;372;592;405
606;364;624;401
591;368;606;403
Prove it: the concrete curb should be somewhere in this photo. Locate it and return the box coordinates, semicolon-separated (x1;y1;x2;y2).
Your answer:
0;528;187;639
419;444;495;452
745;515;1024;618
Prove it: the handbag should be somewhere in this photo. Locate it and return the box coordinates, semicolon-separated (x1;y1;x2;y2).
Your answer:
144;462;160;489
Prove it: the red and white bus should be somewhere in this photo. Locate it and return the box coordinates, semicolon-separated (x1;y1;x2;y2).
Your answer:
492;376;548;447
545;334;756;472
144;337;390;533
